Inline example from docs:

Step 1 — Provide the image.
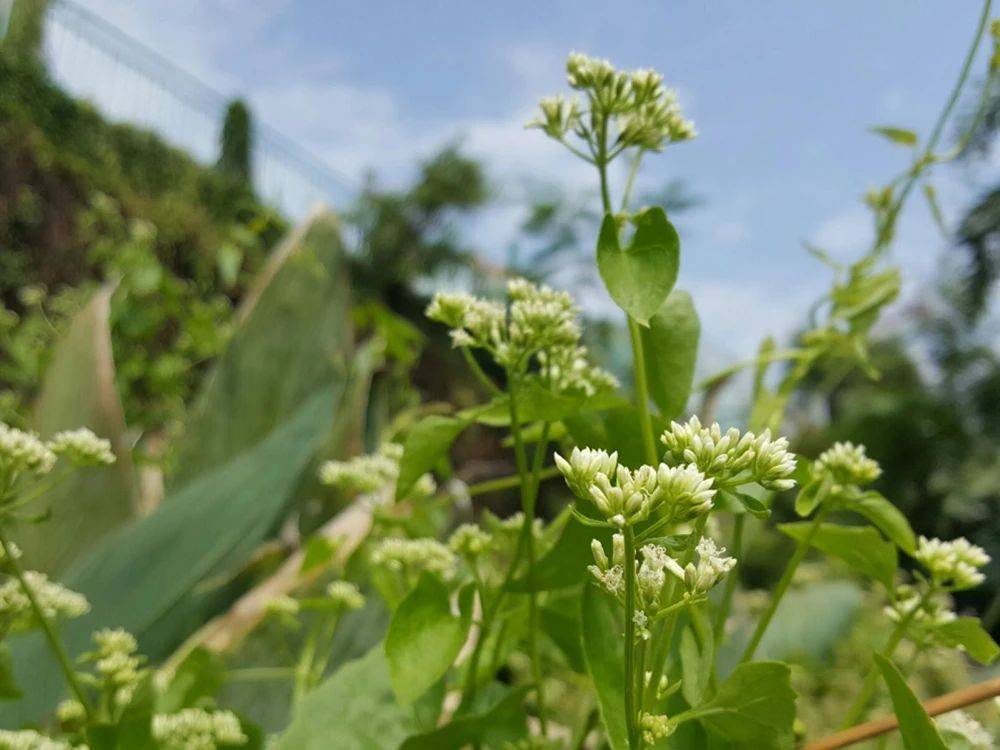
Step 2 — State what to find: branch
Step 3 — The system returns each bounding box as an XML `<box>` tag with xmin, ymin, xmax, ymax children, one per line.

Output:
<box><xmin>803</xmin><ymin>676</ymin><xmax>1000</xmax><ymax>750</ymax></box>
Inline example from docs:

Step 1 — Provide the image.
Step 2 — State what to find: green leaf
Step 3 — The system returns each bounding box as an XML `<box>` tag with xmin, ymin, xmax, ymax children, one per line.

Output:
<box><xmin>4</xmin><ymin>213</ymin><xmax>360</xmax><ymax>726</ymax></box>
<box><xmin>933</xmin><ymin>617</ymin><xmax>1000</xmax><ymax>665</ymax></box>
<box><xmin>509</xmin><ymin>516</ymin><xmax>612</xmax><ymax>592</ymax></box>
<box><xmin>581</xmin><ymin>583</ymin><xmax>628</xmax><ymax>750</ymax></box>
<box><xmin>596</xmin><ymin>208</ymin><xmax>680</xmax><ymax>325</ymax></box>
<box><xmin>640</xmin><ymin>290</ymin><xmax>700</xmax><ymax>418</ymax></box>
<box><xmin>398</xmin><ymin>686</ymin><xmax>529</xmax><ymax>750</ymax></box>
<box><xmin>696</xmin><ymin>661</ymin><xmax>795</xmax><ymax>749</ymax></box>
<box><xmin>385</xmin><ymin>573</ymin><xmax>471</xmax><ymax>704</ymax></box>
<box><xmin>680</xmin><ymin>626</ymin><xmax>711</xmax><ymax>707</ymax></box>
<box><xmin>395</xmin><ymin>415</ymin><xmax>468</xmax><ymax>501</ymax></box>
<box><xmin>157</xmin><ymin>647</ymin><xmax>225</xmax><ymax>713</ymax></box>
<box><xmin>0</xmin><ymin>647</ymin><xmax>20</xmax><ymax>701</ymax></box>
<box><xmin>18</xmin><ymin>285</ymin><xmax>137</xmax><ymax>575</ymax></box>
<box><xmin>273</xmin><ymin>646</ymin><xmax>421</xmax><ymax>749</ymax></box>
<box><xmin>540</xmin><ymin>600</ymin><xmax>586</xmax><ymax>673</ymax></box>
<box><xmin>778</xmin><ymin>522</ymin><xmax>897</xmax><ymax>588</ymax></box>
<box><xmin>870</xmin><ymin>126</ymin><xmax>918</xmax><ymax>147</ymax></box>
<box><xmin>724</xmin><ymin>490</ymin><xmax>771</xmax><ymax>519</ymax></box>
<box><xmin>794</xmin><ymin>475</ymin><xmax>831</xmax><ymax>518</ymax></box>
<box><xmin>875</xmin><ymin>654</ymin><xmax>948</xmax><ymax>750</ymax></box>
<box><xmin>846</xmin><ymin>491</ymin><xmax>916</xmax><ymax>554</ymax></box>
<box><xmin>170</xmin><ymin>211</ymin><xmax>353</xmax><ymax>487</ymax></box>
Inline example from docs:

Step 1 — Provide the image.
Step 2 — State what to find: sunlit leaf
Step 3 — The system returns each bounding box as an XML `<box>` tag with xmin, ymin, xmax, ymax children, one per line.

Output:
<box><xmin>846</xmin><ymin>491</ymin><xmax>916</xmax><ymax>554</ymax></box>
<box><xmin>385</xmin><ymin>574</ymin><xmax>471</xmax><ymax>704</ymax></box>
<box><xmin>933</xmin><ymin>617</ymin><xmax>1000</xmax><ymax>665</ymax></box>
<box><xmin>596</xmin><ymin>208</ymin><xmax>680</xmax><ymax>325</ymax></box>
<box><xmin>875</xmin><ymin>654</ymin><xmax>948</xmax><ymax>750</ymax></box>
<box><xmin>696</xmin><ymin>661</ymin><xmax>795</xmax><ymax>748</ymax></box>
<box><xmin>395</xmin><ymin>415</ymin><xmax>469</xmax><ymax>501</ymax></box>
<box><xmin>779</xmin><ymin>522</ymin><xmax>897</xmax><ymax>588</ymax></box>
<box><xmin>641</xmin><ymin>290</ymin><xmax>700</xmax><ymax>418</ymax></box>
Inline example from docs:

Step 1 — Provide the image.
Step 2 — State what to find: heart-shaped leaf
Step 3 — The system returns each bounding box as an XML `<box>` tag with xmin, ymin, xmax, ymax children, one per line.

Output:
<box><xmin>639</xmin><ymin>289</ymin><xmax>700</xmax><ymax>418</ymax></box>
<box><xmin>596</xmin><ymin>207</ymin><xmax>680</xmax><ymax>325</ymax></box>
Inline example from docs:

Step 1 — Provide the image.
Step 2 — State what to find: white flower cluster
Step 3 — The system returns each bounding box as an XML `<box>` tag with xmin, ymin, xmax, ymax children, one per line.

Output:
<box><xmin>531</xmin><ymin>53</ymin><xmax>696</xmax><ymax>151</ymax></box>
<box><xmin>48</xmin><ymin>428</ymin><xmax>115</xmax><ymax>467</ymax></box>
<box><xmin>88</xmin><ymin>628</ymin><xmax>143</xmax><ymax>700</ymax></box>
<box><xmin>152</xmin><ymin>709</ymin><xmax>247</xmax><ymax>750</ymax></box>
<box><xmin>0</xmin><ymin>571</ymin><xmax>89</xmax><ymax>632</ymax></box>
<box><xmin>55</xmin><ymin>699</ymin><xmax>86</xmax><ymax>729</ymax></box>
<box><xmin>0</xmin><ymin>731</ymin><xmax>77</xmax><ymax>750</ymax></box>
<box><xmin>666</xmin><ymin>537</ymin><xmax>737</xmax><ymax>598</ymax></box>
<box><xmin>556</xmin><ymin>447</ymin><xmax>715</xmax><ymax>527</ymax></box>
<box><xmin>0</xmin><ymin>423</ymin><xmax>55</xmax><ymax>482</ymax></box>
<box><xmin>914</xmin><ymin>536</ymin><xmax>990</xmax><ymax>590</ymax></box>
<box><xmin>935</xmin><ymin>710</ymin><xmax>994</xmax><ymax>750</ymax></box>
<box><xmin>448</xmin><ymin>523</ymin><xmax>493</xmax><ymax>558</ymax></box>
<box><xmin>814</xmin><ymin>441</ymin><xmax>881</xmax><ymax>487</ymax></box>
<box><xmin>319</xmin><ymin>443</ymin><xmax>431</xmax><ymax>498</ymax></box>
<box><xmin>370</xmin><ymin>538</ymin><xmax>456</xmax><ymax>578</ymax></box>
<box><xmin>426</xmin><ymin>279</ymin><xmax>615</xmax><ymax>392</ymax></box>
<box><xmin>660</xmin><ymin>417</ymin><xmax>797</xmax><ymax>492</ymax></box>
<box><xmin>884</xmin><ymin>584</ymin><xmax>956</xmax><ymax>636</ymax></box>
<box><xmin>326</xmin><ymin>581</ymin><xmax>365</xmax><ymax>610</ymax></box>
<box><xmin>588</xmin><ymin>534</ymin><xmax>625</xmax><ymax>598</ymax></box>
<box><xmin>639</xmin><ymin>713</ymin><xmax>675</xmax><ymax>745</ymax></box>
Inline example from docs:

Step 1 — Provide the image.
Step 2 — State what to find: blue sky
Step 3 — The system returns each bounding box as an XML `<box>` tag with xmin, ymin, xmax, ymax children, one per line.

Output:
<box><xmin>58</xmin><ymin>1</ymin><xmax>996</xmax><ymax>361</ymax></box>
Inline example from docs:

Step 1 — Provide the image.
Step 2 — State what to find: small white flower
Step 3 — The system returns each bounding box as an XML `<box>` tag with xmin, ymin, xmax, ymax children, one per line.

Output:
<box><xmin>448</xmin><ymin>523</ymin><xmax>493</xmax><ymax>558</ymax></box>
<box><xmin>0</xmin><ymin>423</ymin><xmax>56</xmax><ymax>481</ymax></box>
<box><xmin>935</xmin><ymin>710</ymin><xmax>994</xmax><ymax>750</ymax></box>
<box><xmin>664</xmin><ymin>537</ymin><xmax>737</xmax><ymax>596</ymax></box>
<box><xmin>656</xmin><ymin>463</ymin><xmax>716</xmax><ymax>519</ymax></box>
<box><xmin>914</xmin><ymin>536</ymin><xmax>990</xmax><ymax>590</ymax></box>
<box><xmin>370</xmin><ymin>538</ymin><xmax>456</xmax><ymax>578</ymax></box>
<box><xmin>640</xmin><ymin>713</ymin><xmax>675</xmax><ymax>745</ymax></box>
<box><xmin>555</xmin><ymin>447</ymin><xmax>618</xmax><ymax>498</ymax></box>
<box><xmin>152</xmin><ymin>709</ymin><xmax>247</xmax><ymax>750</ymax></box>
<box><xmin>326</xmin><ymin>581</ymin><xmax>365</xmax><ymax>610</ymax></box>
<box><xmin>48</xmin><ymin>428</ymin><xmax>115</xmax><ymax>466</ymax></box>
<box><xmin>0</xmin><ymin>730</ymin><xmax>77</xmax><ymax>750</ymax></box>
<box><xmin>815</xmin><ymin>442</ymin><xmax>881</xmax><ymax>486</ymax></box>
<box><xmin>0</xmin><ymin>571</ymin><xmax>89</xmax><ymax>632</ymax></box>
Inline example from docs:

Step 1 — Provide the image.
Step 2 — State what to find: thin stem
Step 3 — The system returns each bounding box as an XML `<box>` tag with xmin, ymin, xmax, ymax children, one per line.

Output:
<box><xmin>740</xmin><ymin>506</ymin><xmax>828</xmax><ymax>663</ymax></box>
<box><xmin>620</xmin><ymin>149</ymin><xmax>645</xmax><ymax>212</ymax></box>
<box><xmin>628</xmin><ymin>318</ymin><xmax>659</xmax><ymax>466</ymax></box>
<box><xmin>714</xmin><ymin>515</ymin><xmax>744</xmax><ymax>644</ymax></box>
<box><xmin>461</xmin><ymin>347</ymin><xmax>504</xmax><ymax>398</ymax></box>
<box><xmin>293</xmin><ymin>619</ymin><xmax>320</xmax><ymax>708</ymax></box>
<box><xmin>623</xmin><ymin>525</ymin><xmax>639</xmax><ymax>748</ymax></box>
<box><xmin>467</xmin><ymin>466</ymin><xmax>560</xmax><ymax>497</ymax></box>
<box><xmin>0</xmin><ymin>527</ymin><xmax>91</xmax><ymax>718</ymax></box>
<box><xmin>838</xmin><ymin>586</ymin><xmax>935</xmax><ymax>729</ymax></box>
<box><xmin>644</xmin><ymin>515</ymin><xmax>707</xmax><ymax>707</ymax></box>
<box><xmin>508</xmin><ymin>380</ymin><xmax>548</xmax><ymax>734</ymax></box>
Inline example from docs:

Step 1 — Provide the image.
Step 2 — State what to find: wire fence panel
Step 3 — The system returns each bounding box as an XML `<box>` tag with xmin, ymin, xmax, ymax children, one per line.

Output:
<box><xmin>39</xmin><ymin>0</ymin><xmax>355</xmax><ymax>218</ymax></box>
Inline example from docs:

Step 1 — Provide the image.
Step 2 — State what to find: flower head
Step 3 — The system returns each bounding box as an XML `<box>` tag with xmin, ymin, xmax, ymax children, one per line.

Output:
<box><xmin>48</xmin><ymin>428</ymin><xmax>115</xmax><ymax>466</ymax></box>
<box><xmin>555</xmin><ymin>447</ymin><xmax>618</xmax><ymax>498</ymax></box>
<box><xmin>664</xmin><ymin>537</ymin><xmax>737</xmax><ymax>597</ymax></box>
<box><xmin>327</xmin><ymin>581</ymin><xmax>365</xmax><ymax>610</ymax></box>
<box><xmin>152</xmin><ymin>709</ymin><xmax>247</xmax><ymax>750</ymax></box>
<box><xmin>0</xmin><ymin>572</ymin><xmax>89</xmax><ymax>632</ymax></box>
<box><xmin>588</xmin><ymin>534</ymin><xmax>625</xmax><ymax>597</ymax></box>
<box><xmin>640</xmin><ymin>713</ymin><xmax>676</xmax><ymax>746</ymax></box>
<box><xmin>448</xmin><ymin>523</ymin><xmax>493</xmax><ymax>558</ymax></box>
<box><xmin>0</xmin><ymin>730</ymin><xmax>77</xmax><ymax>750</ymax></box>
<box><xmin>89</xmin><ymin>628</ymin><xmax>143</xmax><ymax>690</ymax></box>
<box><xmin>0</xmin><ymin>423</ymin><xmax>56</xmax><ymax>483</ymax></box>
<box><xmin>370</xmin><ymin>538</ymin><xmax>456</xmax><ymax>579</ymax></box>
<box><xmin>914</xmin><ymin>536</ymin><xmax>990</xmax><ymax>590</ymax></box>
<box><xmin>935</xmin><ymin>710</ymin><xmax>993</xmax><ymax>750</ymax></box>
<box><xmin>815</xmin><ymin>442</ymin><xmax>881</xmax><ymax>487</ymax></box>
<box><xmin>319</xmin><ymin>443</ymin><xmax>434</xmax><ymax>500</ymax></box>
<box><xmin>655</xmin><ymin>463</ymin><xmax>716</xmax><ymax>520</ymax></box>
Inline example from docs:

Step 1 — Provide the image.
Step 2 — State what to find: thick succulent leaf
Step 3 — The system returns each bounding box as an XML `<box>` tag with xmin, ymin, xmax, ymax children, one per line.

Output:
<box><xmin>640</xmin><ymin>289</ymin><xmax>700</xmax><ymax>418</ymax></box>
<box><xmin>385</xmin><ymin>574</ymin><xmax>471</xmax><ymax>704</ymax></box>
<box><xmin>18</xmin><ymin>285</ymin><xmax>136</xmax><ymax>575</ymax></box>
<box><xmin>272</xmin><ymin>646</ymin><xmax>421</xmax><ymax>750</ymax></box>
<box><xmin>596</xmin><ymin>208</ymin><xmax>680</xmax><ymax>325</ymax></box>
<box><xmin>581</xmin><ymin>583</ymin><xmax>628</xmax><ymax>750</ymax></box>
<box><xmin>697</xmin><ymin>661</ymin><xmax>795</xmax><ymax>749</ymax></box>
<box><xmin>875</xmin><ymin>654</ymin><xmax>948</xmax><ymax>750</ymax></box>
<box><xmin>2</xmin><ymin>212</ymin><xmax>356</xmax><ymax>726</ymax></box>
<box><xmin>170</xmin><ymin>211</ymin><xmax>352</xmax><ymax>487</ymax></box>
<box><xmin>778</xmin><ymin>522</ymin><xmax>897</xmax><ymax>588</ymax></box>
<box><xmin>933</xmin><ymin>617</ymin><xmax>1000</xmax><ymax>665</ymax></box>
<box><xmin>398</xmin><ymin>686</ymin><xmax>529</xmax><ymax>750</ymax></box>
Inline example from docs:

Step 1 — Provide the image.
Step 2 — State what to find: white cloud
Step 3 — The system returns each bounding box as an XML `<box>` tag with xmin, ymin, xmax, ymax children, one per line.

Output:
<box><xmin>810</xmin><ymin>206</ymin><xmax>871</xmax><ymax>260</ymax></box>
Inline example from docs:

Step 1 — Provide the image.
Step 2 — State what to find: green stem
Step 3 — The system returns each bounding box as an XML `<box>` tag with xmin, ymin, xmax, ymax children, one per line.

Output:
<box><xmin>623</xmin><ymin>525</ymin><xmax>639</xmax><ymax>749</ymax></box>
<box><xmin>225</xmin><ymin>666</ymin><xmax>296</xmax><ymax>683</ymax></box>
<box><xmin>620</xmin><ymin>149</ymin><xmax>645</xmax><ymax>212</ymax></box>
<box><xmin>714</xmin><ymin>515</ymin><xmax>744</xmax><ymax>644</ymax></box>
<box><xmin>740</xmin><ymin>506</ymin><xmax>828</xmax><ymax>663</ymax></box>
<box><xmin>461</xmin><ymin>347</ymin><xmax>504</xmax><ymax>398</ymax></box>
<box><xmin>628</xmin><ymin>318</ymin><xmax>659</xmax><ymax>466</ymax></box>
<box><xmin>838</xmin><ymin>586</ymin><xmax>935</xmax><ymax>728</ymax></box>
<box><xmin>467</xmin><ymin>466</ymin><xmax>559</xmax><ymax>497</ymax></box>
<box><xmin>293</xmin><ymin>620</ymin><xmax>320</xmax><ymax>708</ymax></box>
<box><xmin>508</xmin><ymin>381</ymin><xmax>548</xmax><ymax>734</ymax></box>
<box><xmin>0</xmin><ymin>527</ymin><xmax>91</xmax><ymax>718</ymax></box>
<box><xmin>644</xmin><ymin>515</ymin><xmax>707</xmax><ymax>707</ymax></box>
